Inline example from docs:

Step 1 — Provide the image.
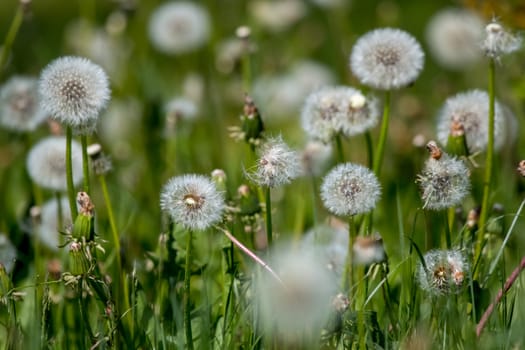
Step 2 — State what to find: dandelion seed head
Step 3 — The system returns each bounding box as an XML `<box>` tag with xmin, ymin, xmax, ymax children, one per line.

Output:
<box><xmin>301</xmin><ymin>86</ymin><xmax>379</xmax><ymax>142</ymax></box>
<box><xmin>149</xmin><ymin>1</ymin><xmax>210</xmax><ymax>55</ymax></box>
<box><xmin>0</xmin><ymin>76</ymin><xmax>47</xmax><ymax>132</ymax></box>
<box><xmin>436</xmin><ymin>90</ymin><xmax>506</xmax><ymax>153</ymax></box>
<box><xmin>255</xmin><ymin>246</ymin><xmax>336</xmax><ymax>339</ymax></box>
<box><xmin>321</xmin><ymin>163</ymin><xmax>381</xmax><ymax>216</ymax></box>
<box><xmin>425</xmin><ymin>8</ymin><xmax>484</xmax><ymax>69</ymax></box>
<box><xmin>248</xmin><ymin>136</ymin><xmax>301</xmax><ymax>187</ymax></box>
<box><xmin>249</xmin><ymin>0</ymin><xmax>306</xmax><ymax>33</ymax></box>
<box><xmin>165</xmin><ymin>97</ymin><xmax>198</xmax><ymax>122</ymax></box>
<box><xmin>39</xmin><ymin>56</ymin><xmax>110</xmax><ymax>132</ymax></box>
<box><xmin>26</xmin><ymin>136</ymin><xmax>83</xmax><ymax>192</ymax></box>
<box><xmin>417</xmin><ymin>249</ymin><xmax>469</xmax><ymax>295</ymax></box>
<box><xmin>0</xmin><ymin>233</ymin><xmax>16</xmax><ymax>274</ymax></box>
<box><xmin>302</xmin><ymin>222</ymin><xmax>348</xmax><ymax>277</ymax></box>
<box><xmin>37</xmin><ymin>197</ymin><xmax>72</xmax><ymax>251</ymax></box>
<box><xmin>350</xmin><ymin>28</ymin><xmax>424</xmax><ymax>90</ymax></box>
<box><xmin>353</xmin><ymin>234</ymin><xmax>386</xmax><ymax>265</ymax></box>
<box><xmin>160</xmin><ymin>174</ymin><xmax>225</xmax><ymax>231</ymax></box>
<box><xmin>300</xmin><ymin>140</ymin><xmax>332</xmax><ymax>176</ymax></box>
<box><xmin>417</xmin><ymin>152</ymin><xmax>470</xmax><ymax>210</ymax></box>
<box><xmin>482</xmin><ymin>20</ymin><xmax>521</xmax><ymax>58</ymax></box>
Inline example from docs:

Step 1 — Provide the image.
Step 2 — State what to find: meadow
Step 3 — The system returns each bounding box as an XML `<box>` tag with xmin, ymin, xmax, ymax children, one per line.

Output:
<box><xmin>1</xmin><ymin>0</ymin><xmax>525</xmax><ymax>349</ymax></box>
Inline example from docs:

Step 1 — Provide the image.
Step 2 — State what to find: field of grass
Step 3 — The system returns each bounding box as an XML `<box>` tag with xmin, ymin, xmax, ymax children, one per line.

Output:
<box><xmin>1</xmin><ymin>0</ymin><xmax>525</xmax><ymax>349</ymax></box>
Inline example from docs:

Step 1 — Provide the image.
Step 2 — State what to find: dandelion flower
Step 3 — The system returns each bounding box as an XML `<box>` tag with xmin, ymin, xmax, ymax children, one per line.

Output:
<box><xmin>482</xmin><ymin>20</ymin><xmax>521</xmax><ymax>59</ymax></box>
<box><xmin>350</xmin><ymin>28</ymin><xmax>424</xmax><ymax>90</ymax></box>
<box><xmin>160</xmin><ymin>174</ymin><xmax>225</xmax><ymax>231</ymax></box>
<box><xmin>255</xmin><ymin>247</ymin><xmax>336</xmax><ymax>339</ymax></box>
<box><xmin>0</xmin><ymin>76</ymin><xmax>47</xmax><ymax>132</ymax></box>
<box><xmin>436</xmin><ymin>90</ymin><xmax>505</xmax><ymax>153</ymax></box>
<box><xmin>248</xmin><ymin>136</ymin><xmax>301</xmax><ymax>187</ymax></box>
<box><xmin>39</xmin><ymin>56</ymin><xmax>110</xmax><ymax>132</ymax></box>
<box><xmin>301</xmin><ymin>86</ymin><xmax>379</xmax><ymax>142</ymax></box>
<box><xmin>26</xmin><ymin>136</ymin><xmax>83</xmax><ymax>192</ymax></box>
<box><xmin>0</xmin><ymin>233</ymin><xmax>17</xmax><ymax>274</ymax></box>
<box><xmin>148</xmin><ymin>1</ymin><xmax>210</xmax><ymax>55</ymax></box>
<box><xmin>321</xmin><ymin>162</ymin><xmax>381</xmax><ymax>216</ymax></box>
<box><xmin>37</xmin><ymin>197</ymin><xmax>72</xmax><ymax>251</ymax></box>
<box><xmin>417</xmin><ymin>142</ymin><xmax>470</xmax><ymax>210</ymax></box>
<box><xmin>417</xmin><ymin>249</ymin><xmax>469</xmax><ymax>295</ymax></box>
<box><xmin>425</xmin><ymin>8</ymin><xmax>484</xmax><ymax>69</ymax></box>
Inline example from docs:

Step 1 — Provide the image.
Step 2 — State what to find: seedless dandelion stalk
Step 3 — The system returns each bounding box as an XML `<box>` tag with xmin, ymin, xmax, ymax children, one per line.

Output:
<box><xmin>66</xmin><ymin>127</ymin><xmax>78</xmax><ymax>219</ymax></box>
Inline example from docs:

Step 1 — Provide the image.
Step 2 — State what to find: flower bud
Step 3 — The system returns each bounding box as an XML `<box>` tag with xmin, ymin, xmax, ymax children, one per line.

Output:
<box><xmin>68</xmin><ymin>242</ymin><xmax>90</xmax><ymax>275</ymax></box>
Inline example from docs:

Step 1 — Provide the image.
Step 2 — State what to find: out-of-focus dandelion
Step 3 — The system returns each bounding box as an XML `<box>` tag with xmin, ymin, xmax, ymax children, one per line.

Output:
<box><xmin>321</xmin><ymin>162</ymin><xmax>381</xmax><ymax>217</ymax></box>
<box><xmin>436</xmin><ymin>90</ymin><xmax>505</xmax><ymax>154</ymax></box>
<box><xmin>417</xmin><ymin>249</ymin><xmax>469</xmax><ymax>296</ymax></box>
<box><xmin>255</xmin><ymin>246</ymin><xmax>336</xmax><ymax>341</ymax></box>
<box><xmin>0</xmin><ymin>76</ymin><xmax>47</xmax><ymax>132</ymax></box>
<box><xmin>353</xmin><ymin>234</ymin><xmax>386</xmax><ymax>265</ymax></box>
<box><xmin>0</xmin><ymin>234</ymin><xmax>17</xmax><ymax>274</ymax></box>
<box><xmin>249</xmin><ymin>0</ymin><xmax>306</xmax><ymax>33</ymax></box>
<box><xmin>302</xmin><ymin>222</ymin><xmax>348</xmax><ymax>277</ymax></box>
<box><xmin>36</xmin><ymin>197</ymin><xmax>72</xmax><ymax>251</ymax></box>
<box><xmin>39</xmin><ymin>56</ymin><xmax>110</xmax><ymax>133</ymax></box>
<box><xmin>26</xmin><ymin>136</ymin><xmax>83</xmax><ymax>192</ymax></box>
<box><xmin>425</xmin><ymin>8</ymin><xmax>484</xmax><ymax>70</ymax></box>
<box><xmin>148</xmin><ymin>1</ymin><xmax>210</xmax><ymax>55</ymax></box>
<box><xmin>350</xmin><ymin>28</ymin><xmax>424</xmax><ymax>90</ymax></box>
<box><xmin>300</xmin><ymin>140</ymin><xmax>332</xmax><ymax>177</ymax></box>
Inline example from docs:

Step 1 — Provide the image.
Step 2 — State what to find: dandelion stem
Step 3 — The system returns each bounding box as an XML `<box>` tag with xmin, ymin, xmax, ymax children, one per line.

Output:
<box><xmin>241</xmin><ymin>42</ymin><xmax>252</xmax><ymax>94</ymax></box>
<box><xmin>0</xmin><ymin>3</ymin><xmax>24</xmax><ymax>75</ymax></box>
<box><xmin>334</xmin><ymin>133</ymin><xmax>345</xmax><ymax>163</ymax></box>
<box><xmin>66</xmin><ymin>126</ymin><xmax>78</xmax><ymax>220</ymax></box>
<box><xmin>184</xmin><ymin>230</ymin><xmax>194</xmax><ymax>350</ymax></box>
<box><xmin>373</xmin><ymin>90</ymin><xmax>391</xmax><ymax>176</ymax></box>
<box><xmin>476</xmin><ymin>254</ymin><xmax>525</xmax><ymax>337</ymax></box>
<box><xmin>265</xmin><ymin>187</ymin><xmax>273</xmax><ymax>249</ymax></box>
<box><xmin>365</xmin><ymin>131</ymin><xmax>374</xmax><ymax>169</ymax></box>
<box><xmin>475</xmin><ymin>58</ymin><xmax>496</xmax><ymax>277</ymax></box>
<box><xmin>80</xmin><ymin>135</ymin><xmax>90</xmax><ymax>194</ymax></box>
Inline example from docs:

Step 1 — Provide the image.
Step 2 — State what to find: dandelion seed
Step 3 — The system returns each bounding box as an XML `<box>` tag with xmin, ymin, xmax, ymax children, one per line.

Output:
<box><xmin>425</xmin><ymin>8</ymin><xmax>484</xmax><ymax>69</ymax></box>
<box><xmin>417</xmin><ymin>142</ymin><xmax>470</xmax><ymax>210</ymax></box>
<box><xmin>248</xmin><ymin>136</ymin><xmax>301</xmax><ymax>187</ymax></box>
<box><xmin>255</xmin><ymin>246</ymin><xmax>336</xmax><ymax>339</ymax></box>
<box><xmin>301</xmin><ymin>86</ymin><xmax>379</xmax><ymax>142</ymax></box>
<box><xmin>350</xmin><ymin>28</ymin><xmax>424</xmax><ymax>90</ymax></box>
<box><xmin>482</xmin><ymin>20</ymin><xmax>521</xmax><ymax>59</ymax></box>
<box><xmin>436</xmin><ymin>90</ymin><xmax>505</xmax><ymax>154</ymax></box>
<box><xmin>148</xmin><ymin>1</ymin><xmax>210</xmax><ymax>55</ymax></box>
<box><xmin>160</xmin><ymin>174</ymin><xmax>225</xmax><ymax>231</ymax></box>
<box><xmin>0</xmin><ymin>76</ymin><xmax>47</xmax><ymax>132</ymax></box>
<box><xmin>417</xmin><ymin>249</ymin><xmax>469</xmax><ymax>295</ymax></box>
<box><xmin>37</xmin><ymin>197</ymin><xmax>73</xmax><ymax>251</ymax></box>
<box><xmin>39</xmin><ymin>56</ymin><xmax>110</xmax><ymax>132</ymax></box>
<box><xmin>0</xmin><ymin>233</ymin><xmax>17</xmax><ymax>274</ymax></box>
<box><xmin>321</xmin><ymin>162</ymin><xmax>381</xmax><ymax>217</ymax></box>
<box><xmin>26</xmin><ymin>136</ymin><xmax>83</xmax><ymax>192</ymax></box>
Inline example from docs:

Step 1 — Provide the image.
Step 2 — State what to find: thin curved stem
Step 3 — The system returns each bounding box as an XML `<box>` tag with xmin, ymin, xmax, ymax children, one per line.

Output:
<box><xmin>373</xmin><ymin>90</ymin><xmax>391</xmax><ymax>176</ymax></box>
<box><xmin>0</xmin><ymin>3</ymin><xmax>24</xmax><ymax>75</ymax></box>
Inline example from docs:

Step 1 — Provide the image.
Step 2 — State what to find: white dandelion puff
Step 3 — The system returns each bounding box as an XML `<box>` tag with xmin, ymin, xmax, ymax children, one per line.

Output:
<box><xmin>0</xmin><ymin>233</ymin><xmax>17</xmax><ymax>274</ymax></box>
<box><xmin>26</xmin><ymin>136</ymin><xmax>83</xmax><ymax>192</ymax></box>
<box><xmin>0</xmin><ymin>76</ymin><xmax>47</xmax><ymax>132</ymax></box>
<box><xmin>160</xmin><ymin>174</ymin><xmax>225</xmax><ymax>231</ymax></box>
<box><xmin>39</xmin><ymin>56</ymin><xmax>110</xmax><ymax>132</ymax></box>
<box><xmin>417</xmin><ymin>249</ymin><xmax>469</xmax><ymax>296</ymax></box>
<box><xmin>482</xmin><ymin>20</ymin><xmax>522</xmax><ymax>59</ymax></box>
<box><xmin>350</xmin><ymin>28</ymin><xmax>425</xmax><ymax>90</ymax></box>
<box><xmin>321</xmin><ymin>162</ymin><xmax>381</xmax><ymax>217</ymax></box>
<box><xmin>148</xmin><ymin>1</ymin><xmax>210</xmax><ymax>55</ymax></box>
<box><xmin>37</xmin><ymin>197</ymin><xmax>72</xmax><ymax>251</ymax></box>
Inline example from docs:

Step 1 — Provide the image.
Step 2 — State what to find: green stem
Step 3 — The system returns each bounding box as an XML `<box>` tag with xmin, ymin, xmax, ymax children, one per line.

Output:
<box><xmin>365</xmin><ymin>131</ymin><xmax>374</xmax><ymax>169</ymax></box>
<box><xmin>341</xmin><ymin>216</ymin><xmax>355</xmax><ymax>293</ymax></box>
<box><xmin>80</xmin><ymin>135</ymin><xmax>90</xmax><ymax>194</ymax></box>
<box><xmin>475</xmin><ymin>59</ymin><xmax>496</xmax><ymax>277</ymax></box>
<box><xmin>0</xmin><ymin>3</ymin><xmax>24</xmax><ymax>75</ymax></box>
<box><xmin>66</xmin><ymin>127</ymin><xmax>78</xmax><ymax>220</ymax></box>
<box><xmin>443</xmin><ymin>211</ymin><xmax>452</xmax><ymax>249</ymax></box>
<box><xmin>265</xmin><ymin>187</ymin><xmax>273</xmax><ymax>248</ymax></box>
<box><xmin>373</xmin><ymin>90</ymin><xmax>391</xmax><ymax>176</ymax></box>
<box><xmin>334</xmin><ymin>133</ymin><xmax>345</xmax><ymax>163</ymax></box>
<box><xmin>184</xmin><ymin>230</ymin><xmax>194</xmax><ymax>350</ymax></box>
<box><xmin>241</xmin><ymin>42</ymin><xmax>252</xmax><ymax>94</ymax></box>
